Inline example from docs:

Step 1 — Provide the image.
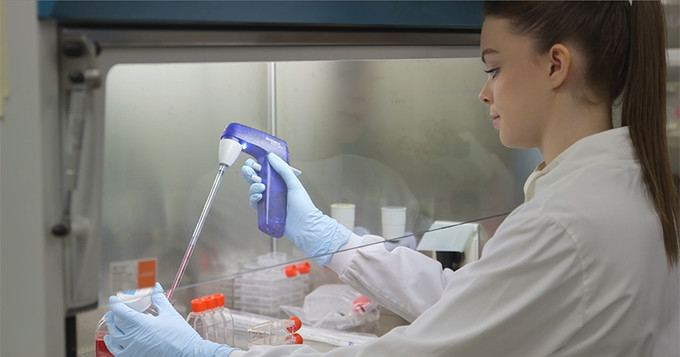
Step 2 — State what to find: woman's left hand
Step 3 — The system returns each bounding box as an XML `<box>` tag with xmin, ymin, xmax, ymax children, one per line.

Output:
<box><xmin>104</xmin><ymin>282</ymin><xmax>238</xmax><ymax>357</ymax></box>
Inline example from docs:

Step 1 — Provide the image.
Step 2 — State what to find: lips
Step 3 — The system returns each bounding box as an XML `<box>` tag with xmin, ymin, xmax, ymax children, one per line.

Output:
<box><xmin>491</xmin><ymin>115</ymin><xmax>500</xmax><ymax>127</ymax></box>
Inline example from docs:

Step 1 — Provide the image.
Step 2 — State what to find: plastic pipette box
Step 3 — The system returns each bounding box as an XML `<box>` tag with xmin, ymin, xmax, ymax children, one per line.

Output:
<box><xmin>233</xmin><ymin>252</ymin><xmax>309</xmax><ymax>318</ymax></box>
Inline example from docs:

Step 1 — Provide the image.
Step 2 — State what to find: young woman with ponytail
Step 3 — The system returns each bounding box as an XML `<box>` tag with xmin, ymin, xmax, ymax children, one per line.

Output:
<box><xmin>105</xmin><ymin>2</ymin><xmax>678</xmax><ymax>356</ymax></box>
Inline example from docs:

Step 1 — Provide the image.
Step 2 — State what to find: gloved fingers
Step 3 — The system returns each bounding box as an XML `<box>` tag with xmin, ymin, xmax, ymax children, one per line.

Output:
<box><xmin>103</xmin><ymin>334</ymin><xmax>126</xmax><ymax>356</ymax></box>
<box><xmin>267</xmin><ymin>153</ymin><xmax>303</xmax><ymax>189</ymax></box>
<box><xmin>108</xmin><ymin>295</ymin><xmax>147</xmax><ymax>331</ymax></box>
<box><xmin>245</xmin><ymin>158</ymin><xmax>262</xmax><ymax>171</ymax></box>
<box><xmin>250</xmin><ymin>193</ymin><xmax>262</xmax><ymax>211</ymax></box>
<box><xmin>249</xmin><ymin>183</ymin><xmax>265</xmax><ymax>196</ymax></box>
<box><xmin>249</xmin><ymin>183</ymin><xmax>265</xmax><ymax>211</ymax></box>
<box><xmin>241</xmin><ymin>165</ymin><xmax>262</xmax><ymax>185</ymax></box>
<box><xmin>104</xmin><ymin>311</ymin><xmax>133</xmax><ymax>355</ymax></box>
<box><xmin>150</xmin><ymin>282</ymin><xmax>174</xmax><ymax>316</ymax></box>
<box><xmin>104</xmin><ymin>311</ymin><xmax>126</xmax><ymax>338</ymax></box>
<box><xmin>108</xmin><ymin>295</ymin><xmax>134</xmax><ymax>320</ymax></box>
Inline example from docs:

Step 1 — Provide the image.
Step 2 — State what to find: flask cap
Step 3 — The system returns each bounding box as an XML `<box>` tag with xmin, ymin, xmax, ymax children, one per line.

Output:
<box><xmin>202</xmin><ymin>295</ymin><xmax>217</xmax><ymax>309</ymax></box>
<box><xmin>212</xmin><ymin>293</ymin><xmax>225</xmax><ymax>307</ymax></box>
<box><xmin>296</xmin><ymin>262</ymin><xmax>311</xmax><ymax>275</ymax></box>
<box><xmin>284</xmin><ymin>264</ymin><xmax>298</xmax><ymax>278</ymax></box>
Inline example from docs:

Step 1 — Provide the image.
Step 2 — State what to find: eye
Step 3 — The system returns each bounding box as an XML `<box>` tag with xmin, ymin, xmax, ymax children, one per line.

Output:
<box><xmin>484</xmin><ymin>67</ymin><xmax>499</xmax><ymax>78</ymax></box>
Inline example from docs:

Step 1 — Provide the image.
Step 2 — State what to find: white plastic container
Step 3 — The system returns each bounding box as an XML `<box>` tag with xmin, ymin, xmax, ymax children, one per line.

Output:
<box><xmin>331</xmin><ymin>203</ymin><xmax>356</xmax><ymax>231</ymax></box>
<box><xmin>95</xmin><ymin>288</ymin><xmax>157</xmax><ymax>357</ymax></box>
<box><xmin>381</xmin><ymin>206</ymin><xmax>406</xmax><ymax>239</ymax></box>
<box><xmin>233</xmin><ymin>253</ymin><xmax>310</xmax><ymax>317</ymax></box>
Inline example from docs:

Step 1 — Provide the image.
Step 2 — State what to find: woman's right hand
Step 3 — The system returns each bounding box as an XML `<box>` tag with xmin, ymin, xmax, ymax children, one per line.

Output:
<box><xmin>241</xmin><ymin>153</ymin><xmax>350</xmax><ymax>266</ymax></box>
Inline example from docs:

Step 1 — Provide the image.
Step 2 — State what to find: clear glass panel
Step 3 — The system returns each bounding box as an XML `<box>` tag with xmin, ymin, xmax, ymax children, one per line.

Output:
<box><xmin>166</xmin><ymin>214</ymin><xmax>509</xmax><ymax>350</ymax></box>
<box><xmin>101</xmin><ymin>59</ymin><xmax>540</xmax><ymax>311</ymax></box>
<box><xmin>276</xmin><ymin>59</ymin><xmax>532</xmax><ymax>238</ymax></box>
<box><xmin>102</xmin><ymin>62</ymin><xmax>300</xmax><ymax>301</ymax></box>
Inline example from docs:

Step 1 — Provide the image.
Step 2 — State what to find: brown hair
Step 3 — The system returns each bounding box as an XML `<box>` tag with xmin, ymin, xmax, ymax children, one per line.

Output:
<box><xmin>484</xmin><ymin>1</ymin><xmax>679</xmax><ymax>265</ymax></box>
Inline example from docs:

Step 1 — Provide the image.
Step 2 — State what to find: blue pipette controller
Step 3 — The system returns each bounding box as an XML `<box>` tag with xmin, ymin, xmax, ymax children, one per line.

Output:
<box><xmin>219</xmin><ymin>123</ymin><xmax>289</xmax><ymax>238</ymax></box>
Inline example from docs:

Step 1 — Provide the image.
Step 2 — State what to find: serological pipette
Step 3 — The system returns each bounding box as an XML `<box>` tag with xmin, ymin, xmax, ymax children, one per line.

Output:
<box><xmin>166</xmin><ymin>164</ymin><xmax>226</xmax><ymax>303</ymax></box>
<box><xmin>166</xmin><ymin>123</ymin><xmax>295</xmax><ymax>302</ymax></box>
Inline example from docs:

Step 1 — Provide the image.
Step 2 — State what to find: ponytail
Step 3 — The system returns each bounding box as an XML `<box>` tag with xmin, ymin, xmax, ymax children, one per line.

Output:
<box><xmin>622</xmin><ymin>1</ymin><xmax>679</xmax><ymax>266</ymax></box>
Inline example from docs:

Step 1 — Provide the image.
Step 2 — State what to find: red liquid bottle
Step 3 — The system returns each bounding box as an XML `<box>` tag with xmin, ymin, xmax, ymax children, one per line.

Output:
<box><xmin>94</xmin><ymin>333</ymin><xmax>114</xmax><ymax>357</ymax></box>
<box><xmin>95</xmin><ymin>288</ymin><xmax>157</xmax><ymax>357</ymax></box>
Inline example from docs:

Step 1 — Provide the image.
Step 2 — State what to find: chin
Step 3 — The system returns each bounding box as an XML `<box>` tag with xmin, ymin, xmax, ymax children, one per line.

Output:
<box><xmin>498</xmin><ymin>133</ymin><xmax>525</xmax><ymax>150</ymax></box>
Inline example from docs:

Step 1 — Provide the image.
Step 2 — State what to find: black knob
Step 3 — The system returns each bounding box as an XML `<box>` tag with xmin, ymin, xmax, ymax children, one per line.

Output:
<box><xmin>62</xmin><ymin>40</ymin><xmax>85</xmax><ymax>58</ymax></box>
<box><xmin>51</xmin><ymin>223</ymin><xmax>70</xmax><ymax>237</ymax></box>
<box><xmin>68</xmin><ymin>70</ymin><xmax>85</xmax><ymax>84</ymax></box>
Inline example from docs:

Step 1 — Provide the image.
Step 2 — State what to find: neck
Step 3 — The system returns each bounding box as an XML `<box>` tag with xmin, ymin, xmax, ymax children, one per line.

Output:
<box><xmin>539</xmin><ymin>98</ymin><xmax>612</xmax><ymax>165</ymax></box>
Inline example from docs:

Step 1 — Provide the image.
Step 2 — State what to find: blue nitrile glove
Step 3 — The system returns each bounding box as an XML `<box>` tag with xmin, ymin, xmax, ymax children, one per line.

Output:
<box><xmin>242</xmin><ymin>153</ymin><xmax>351</xmax><ymax>266</ymax></box>
<box><xmin>104</xmin><ymin>282</ymin><xmax>238</xmax><ymax>357</ymax></box>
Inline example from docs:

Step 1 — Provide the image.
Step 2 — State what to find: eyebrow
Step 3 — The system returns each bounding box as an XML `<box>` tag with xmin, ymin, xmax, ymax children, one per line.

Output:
<box><xmin>481</xmin><ymin>48</ymin><xmax>499</xmax><ymax>64</ymax></box>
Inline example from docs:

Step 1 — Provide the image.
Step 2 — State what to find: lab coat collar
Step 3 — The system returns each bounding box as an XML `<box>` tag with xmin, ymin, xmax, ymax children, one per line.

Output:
<box><xmin>523</xmin><ymin>127</ymin><xmax>634</xmax><ymax>202</ymax></box>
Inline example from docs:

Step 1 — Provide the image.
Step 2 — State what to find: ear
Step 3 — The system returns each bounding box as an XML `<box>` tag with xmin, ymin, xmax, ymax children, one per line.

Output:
<box><xmin>547</xmin><ymin>44</ymin><xmax>571</xmax><ymax>89</ymax></box>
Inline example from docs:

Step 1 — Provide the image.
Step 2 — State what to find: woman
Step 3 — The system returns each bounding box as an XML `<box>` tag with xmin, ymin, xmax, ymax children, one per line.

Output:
<box><xmin>104</xmin><ymin>2</ymin><xmax>679</xmax><ymax>356</ymax></box>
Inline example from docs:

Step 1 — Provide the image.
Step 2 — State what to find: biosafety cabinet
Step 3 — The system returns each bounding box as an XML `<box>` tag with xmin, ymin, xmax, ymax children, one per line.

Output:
<box><xmin>1</xmin><ymin>1</ymin><xmax>677</xmax><ymax>357</ymax></box>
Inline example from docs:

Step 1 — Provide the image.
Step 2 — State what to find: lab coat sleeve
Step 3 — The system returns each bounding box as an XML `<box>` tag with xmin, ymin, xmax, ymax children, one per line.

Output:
<box><xmin>230</xmin><ymin>211</ymin><xmax>585</xmax><ymax>357</ymax></box>
<box><xmin>326</xmin><ymin>233</ymin><xmax>456</xmax><ymax>322</ymax></box>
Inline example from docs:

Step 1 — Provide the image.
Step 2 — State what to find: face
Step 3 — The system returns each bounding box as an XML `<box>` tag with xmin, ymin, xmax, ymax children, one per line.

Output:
<box><xmin>478</xmin><ymin>17</ymin><xmax>553</xmax><ymax>149</ymax></box>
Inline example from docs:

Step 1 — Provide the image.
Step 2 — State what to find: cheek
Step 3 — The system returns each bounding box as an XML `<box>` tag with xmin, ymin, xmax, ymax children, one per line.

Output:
<box><xmin>497</xmin><ymin>71</ymin><xmax>546</xmax><ymax>118</ymax></box>
<box><xmin>491</xmin><ymin>78</ymin><xmax>516</xmax><ymax>118</ymax></box>
<box><xmin>494</xmin><ymin>77</ymin><xmax>544</xmax><ymax>148</ymax></box>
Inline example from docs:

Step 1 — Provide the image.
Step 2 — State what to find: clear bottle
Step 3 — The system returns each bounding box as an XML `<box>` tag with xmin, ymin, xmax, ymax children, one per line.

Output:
<box><xmin>95</xmin><ymin>288</ymin><xmax>157</xmax><ymax>357</ymax></box>
<box><xmin>201</xmin><ymin>295</ymin><xmax>217</xmax><ymax>342</ymax></box>
<box><xmin>186</xmin><ymin>297</ymin><xmax>209</xmax><ymax>339</ymax></box>
<box><xmin>248</xmin><ymin>316</ymin><xmax>303</xmax><ymax>347</ymax></box>
<box><xmin>211</xmin><ymin>293</ymin><xmax>235</xmax><ymax>345</ymax></box>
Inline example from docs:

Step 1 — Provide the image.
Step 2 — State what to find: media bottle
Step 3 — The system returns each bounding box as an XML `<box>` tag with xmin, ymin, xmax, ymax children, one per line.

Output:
<box><xmin>95</xmin><ymin>288</ymin><xmax>157</xmax><ymax>357</ymax></box>
<box><xmin>186</xmin><ymin>297</ymin><xmax>210</xmax><ymax>338</ymax></box>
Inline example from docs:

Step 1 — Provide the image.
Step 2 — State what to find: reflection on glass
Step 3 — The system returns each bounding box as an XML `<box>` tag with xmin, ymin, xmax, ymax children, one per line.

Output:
<box><xmin>278</xmin><ymin>59</ymin><xmax>528</xmax><ymax>240</ymax></box>
<box><xmin>103</xmin><ymin>62</ymin><xmax>284</xmax><ymax>302</ymax></box>
<box><xmin>174</xmin><ymin>211</ymin><xmax>512</xmax><ymax>291</ymax></box>
<box><xmin>102</xmin><ymin>59</ymin><xmax>539</xmax><ymax>308</ymax></box>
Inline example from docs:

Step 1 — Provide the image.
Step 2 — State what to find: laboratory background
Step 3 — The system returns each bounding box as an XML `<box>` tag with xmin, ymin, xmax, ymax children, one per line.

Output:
<box><xmin>0</xmin><ymin>1</ymin><xmax>678</xmax><ymax>357</ymax></box>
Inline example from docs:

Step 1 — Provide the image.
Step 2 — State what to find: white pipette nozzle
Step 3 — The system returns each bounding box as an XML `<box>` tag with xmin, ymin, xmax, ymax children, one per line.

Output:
<box><xmin>219</xmin><ymin>138</ymin><xmax>242</xmax><ymax>167</ymax></box>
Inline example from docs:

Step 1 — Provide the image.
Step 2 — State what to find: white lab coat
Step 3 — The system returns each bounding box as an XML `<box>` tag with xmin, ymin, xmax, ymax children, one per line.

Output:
<box><xmin>230</xmin><ymin>127</ymin><xmax>680</xmax><ymax>356</ymax></box>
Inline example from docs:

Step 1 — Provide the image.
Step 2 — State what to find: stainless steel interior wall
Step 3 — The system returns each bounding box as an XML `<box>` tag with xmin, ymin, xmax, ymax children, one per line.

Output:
<box><xmin>101</xmin><ymin>59</ymin><xmax>538</xmax><ymax>301</ymax></box>
<box><xmin>277</xmin><ymin>59</ymin><xmax>531</xmax><ymax>239</ymax></box>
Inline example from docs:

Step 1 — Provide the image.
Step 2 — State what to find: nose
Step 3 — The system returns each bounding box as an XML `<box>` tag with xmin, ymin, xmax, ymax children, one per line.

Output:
<box><xmin>478</xmin><ymin>80</ymin><xmax>492</xmax><ymax>104</ymax></box>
